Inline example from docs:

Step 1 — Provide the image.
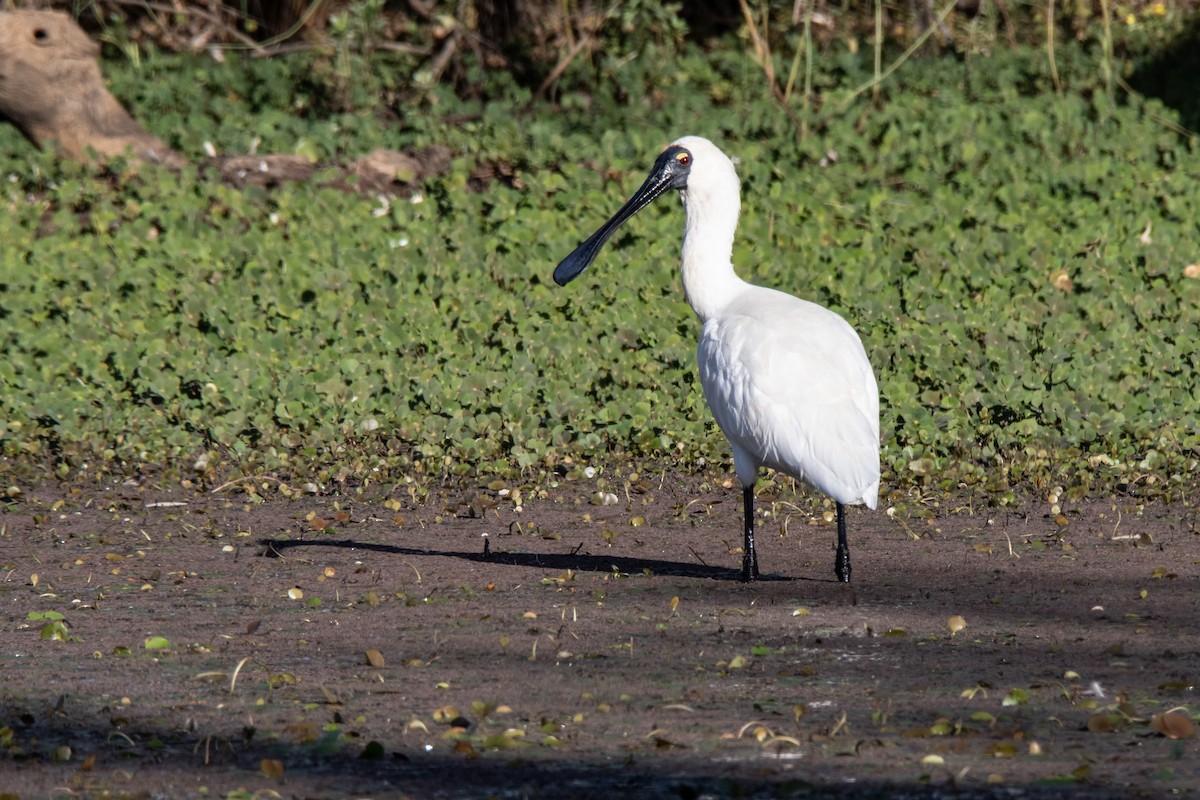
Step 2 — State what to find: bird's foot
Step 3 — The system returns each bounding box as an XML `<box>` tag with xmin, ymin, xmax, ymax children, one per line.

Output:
<box><xmin>834</xmin><ymin>545</ymin><xmax>851</xmax><ymax>583</ymax></box>
<box><xmin>741</xmin><ymin>553</ymin><xmax>759</xmax><ymax>582</ymax></box>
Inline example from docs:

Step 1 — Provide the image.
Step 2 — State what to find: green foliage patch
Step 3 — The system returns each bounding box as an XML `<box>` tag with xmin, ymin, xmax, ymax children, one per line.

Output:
<box><xmin>1</xmin><ymin>40</ymin><xmax>1198</xmax><ymax>499</ymax></box>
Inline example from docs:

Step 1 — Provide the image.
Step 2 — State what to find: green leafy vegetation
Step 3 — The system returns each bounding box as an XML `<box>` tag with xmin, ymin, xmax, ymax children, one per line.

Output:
<box><xmin>1</xmin><ymin>30</ymin><xmax>1197</xmax><ymax>498</ymax></box>
<box><xmin>28</xmin><ymin>610</ymin><xmax>73</xmax><ymax>642</ymax></box>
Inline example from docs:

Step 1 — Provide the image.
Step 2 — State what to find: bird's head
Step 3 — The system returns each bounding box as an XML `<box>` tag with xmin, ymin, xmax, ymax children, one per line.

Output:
<box><xmin>553</xmin><ymin>136</ymin><xmax>737</xmax><ymax>286</ymax></box>
<box><xmin>667</xmin><ymin>136</ymin><xmax>740</xmax><ymax>212</ymax></box>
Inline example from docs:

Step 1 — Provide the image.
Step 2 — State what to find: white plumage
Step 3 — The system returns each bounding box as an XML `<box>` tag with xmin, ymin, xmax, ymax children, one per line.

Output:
<box><xmin>555</xmin><ymin>135</ymin><xmax>880</xmax><ymax>581</ymax></box>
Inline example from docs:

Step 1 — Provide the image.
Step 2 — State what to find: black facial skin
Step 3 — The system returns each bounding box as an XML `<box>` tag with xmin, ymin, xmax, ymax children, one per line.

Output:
<box><xmin>553</xmin><ymin>145</ymin><xmax>693</xmax><ymax>286</ymax></box>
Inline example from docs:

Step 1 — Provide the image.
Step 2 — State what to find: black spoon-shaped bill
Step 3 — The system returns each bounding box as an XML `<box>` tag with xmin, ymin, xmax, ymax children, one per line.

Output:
<box><xmin>553</xmin><ymin>145</ymin><xmax>693</xmax><ymax>286</ymax></box>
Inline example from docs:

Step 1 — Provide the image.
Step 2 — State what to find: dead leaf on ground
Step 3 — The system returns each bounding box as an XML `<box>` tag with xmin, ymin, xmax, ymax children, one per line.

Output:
<box><xmin>1086</xmin><ymin>713</ymin><xmax>1123</xmax><ymax>733</ymax></box>
<box><xmin>1151</xmin><ymin>711</ymin><xmax>1197</xmax><ymax>739</ymax></box>
<box><xmin>453</xmin><ymin>739</ymin><xmax>479</xmax><ymax>759</ymax></box>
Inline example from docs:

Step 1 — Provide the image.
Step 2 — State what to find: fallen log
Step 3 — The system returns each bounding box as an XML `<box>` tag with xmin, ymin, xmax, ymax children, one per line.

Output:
<box><xmin>0</xmin><ymin>9</ymin><xmax>450</xmax><ymax>194</ymax></box>
<box><xmin>0</xmin><ymin>9</ymin><xmax>184</xmax><ymax>166</ymax></box>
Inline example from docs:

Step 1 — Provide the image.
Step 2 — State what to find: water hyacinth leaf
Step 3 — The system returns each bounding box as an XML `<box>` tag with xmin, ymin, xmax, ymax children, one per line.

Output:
<box><xmin>433</xmin><ymin>706</ymin><xmax>460</xmax><ymax>724</ymax></box>
<box><xmin>482</xmin><ymin>729</ymin><xmax>527</xmax><ymax>750</ymax></box>
<box><xmin>988</xmin><ymin>742</ymin><xmax>1019</xmax><ymax>757</ymax></box>
<box><xmin>470</xmin><ymin>700</ymin><xmax>498</xmax><ymax>720</ymax></box>
<box><xmin>144</xmin><ymin>636</ymin><xmax>172</xmax><ymax>650</ymax></box>
<box><xmin>268</xmin><ymin>673</ymin><xmax>298</xmax><ymax>688</ymax></box>
<box><xmin>40</xmin><ymin>621</ymin><xmax>72</xmax><ymax>641</ymax></box>
<box><xmin>1158</xmin><ymin>681</ymin><xmax>1195</xmax><ymax>693</ymax></box>
<box><xmin>929</xmin><ymin>719</ymin><xmax>954</xmax><ymax>736</ymax></box>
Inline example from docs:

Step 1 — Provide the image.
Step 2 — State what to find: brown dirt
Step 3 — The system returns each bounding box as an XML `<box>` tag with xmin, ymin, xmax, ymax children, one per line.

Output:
<box><xmin>1</xmin><ymin>474</ymin><xmax>1198</xmax><ymax>799</ymax></box>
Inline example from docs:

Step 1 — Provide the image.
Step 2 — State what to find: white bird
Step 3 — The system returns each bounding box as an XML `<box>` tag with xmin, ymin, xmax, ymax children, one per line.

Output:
<box><xmin>554</xmin><ymin>136</ymin><xmax>879</xmax><ymax>582</ymax></box>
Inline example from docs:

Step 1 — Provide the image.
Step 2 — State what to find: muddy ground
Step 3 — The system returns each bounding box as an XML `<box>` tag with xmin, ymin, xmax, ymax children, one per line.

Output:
<box><xmin>1</xmin><ymin>473</ymin><xmax>1197</xmax><ymax>799</ymax></box>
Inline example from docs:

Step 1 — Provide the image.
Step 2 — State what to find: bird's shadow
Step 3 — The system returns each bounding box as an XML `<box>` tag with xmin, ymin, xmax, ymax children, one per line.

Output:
<box><xmin>258</xmin><ymin>537</ymin><xmax>804</xmax><ymax>582</ymax></box>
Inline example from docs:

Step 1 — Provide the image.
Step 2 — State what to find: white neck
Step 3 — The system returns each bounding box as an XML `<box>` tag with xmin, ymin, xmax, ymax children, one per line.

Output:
<box><xmin>678</xmin><ymin>184</ymin><xmax>747</xmax><ymax>323</ymax></box>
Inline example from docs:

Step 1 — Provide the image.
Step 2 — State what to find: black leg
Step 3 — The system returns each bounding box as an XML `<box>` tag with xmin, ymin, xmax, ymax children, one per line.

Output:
<box><xmin>742</xmin><ymin>485</ymin><xmax>759</xmax><ymax>582</ymax></box>
<box><xmin>834</xmin><ymin>501</ymin><xmax>851</xmax><ymax>583</ymax></box>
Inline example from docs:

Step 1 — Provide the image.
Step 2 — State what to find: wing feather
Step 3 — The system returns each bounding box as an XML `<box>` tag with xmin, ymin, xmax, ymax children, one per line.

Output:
<box><xmin>698</xmin><ymin>288</ymin><xmax>880</xmax><ymax>507</ymax></box>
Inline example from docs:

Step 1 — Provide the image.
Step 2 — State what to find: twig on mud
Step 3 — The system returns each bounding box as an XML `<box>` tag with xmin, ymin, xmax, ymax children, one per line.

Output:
<box><xmin>688</xmin><ymin>546</ymin><xmax>708</xmax><ymax>567</ymax></box>
<box><xmin>210</xmin><ymin>475</ymin><xmax>281</xmax><ymax>494</ymax></box>
<box><xmin>230</xmin><ymin>656</ymin><xmax>251</xmax><ymax>694</ymax></box>
<box><xmin>401</xmin><ymin>560</ymin><xmax>422</xmax><ymax>583</ymax></box>
<box><xmin>661</xmin><ymin>703</ymin><xmax>696</xmax><ymax>713</ymax></box>
<box><xmin>263</xmin><ymin>541</ymin><xmax>287</xmax><ymax>561</ymax></box>
<box><xmin>890</xmin><ymin>510</ymin><xmax>921</xmax><ymax>541</ymax></box>
<box><xmin>107</xmin><ymin>730</ymin><xmax>137</xmax><ymax>747</ymax></box>
<box><xmin>736</xmin><ymin>720</ymin><xmax>759</xmax><ymax>737</ymax></box>
<box><xmin>1003</xmin><ymin>531</ymin><xmax>1019</xmax><ymax>559</ymax></box>
<box><xmin>23</xmin><ymin>535</ymin><xmax>42</xmax><ymax>564</ymax></box>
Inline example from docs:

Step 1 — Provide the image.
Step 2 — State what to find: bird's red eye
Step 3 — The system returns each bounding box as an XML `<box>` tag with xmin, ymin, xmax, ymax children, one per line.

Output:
<box><xmin>676</xmin><ymin>153</ymin><xmax>691</xmax><ymax>165</ymax></box>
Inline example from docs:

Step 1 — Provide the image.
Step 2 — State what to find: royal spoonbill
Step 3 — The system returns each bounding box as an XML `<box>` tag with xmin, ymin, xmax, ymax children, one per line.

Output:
<box><xmin>553</xmin><ymin>136</ymin><xmax>879</xmax><ymax>582</ymax></box>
